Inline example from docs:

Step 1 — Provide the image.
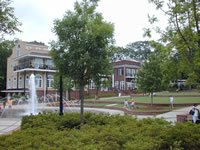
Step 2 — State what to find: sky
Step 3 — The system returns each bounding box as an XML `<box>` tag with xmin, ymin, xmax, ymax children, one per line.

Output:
<box><xmin>9</xmin><ymin>0</ymin><xmax>167</xmax><ymax>47</ymax></box>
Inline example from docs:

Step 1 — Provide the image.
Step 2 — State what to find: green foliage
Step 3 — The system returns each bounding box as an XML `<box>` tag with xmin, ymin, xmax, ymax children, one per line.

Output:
<box><xmin>0</xmin><ymin>40</ymin><xmax>14</xmax><ymax>94</ymax></box>
<box><xmin>50</xmin><ymin>0</ymin><xmax>114</xmax><ymax>123</ymax></box>
<box><xmin>137</xmin><ymin>54</ymin><xmax>163</xmax><ymax>93</ymax></box>
<box><xmin>146</xmin><ymin>0</ymin><xmax>200</xmax><ymax>86</ymax></box>
<box><xmin>112</xmin><ymin>41</ymin><xmax>153</xmax><ymax>61</ymax></box>
<box><xmin>1</xmin><ymin>113</ymin><xmax>200</xmax><ymax>149</ymax></box>
<box><xmin>0</xmin><ymin>0</ymin><xmax>21</xmax><ymax>36</ymax></box>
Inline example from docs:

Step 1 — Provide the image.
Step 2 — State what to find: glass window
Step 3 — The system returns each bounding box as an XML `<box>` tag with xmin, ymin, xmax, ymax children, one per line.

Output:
<box><xmin>13</xmin><ymin>77</ymin><xmax>17</xmax><ymax>88</ymax></box>
<box><xmin>89</xmin><ymin>80</ymin><xmax>95</xmax><ymax>89</ymax></box>
<box><xmin>33</xmin><ymin>58</ymin><xmax>43</xmax><ymax>69</ymax></box>
<box><xmin>35</xmin><ymin>74</ymin><xmax>42</xmax><ymax>88</ymax></box>
<box><xmin>47</xmin><ymin>75</ymin><xmax>54</xmax><ymax>88</ymax></box>
<box><xmin>118</xmin><ymin>68</ymin><xmax>123</xmax><ymax>76</ymax></box>
<box><xmin>19</xmin><ymin>76</ymin><xmax>23</xmax><ymax>88</ymax></box>
<box><xmin>115</xmin><ymin>81</ymin><xmax>119</xmax><ymax>89</ymax></box>
<box><xmin>120</xmin><ymin>81</ymin><xmax>125</xmax><ymax>90</ymax></box>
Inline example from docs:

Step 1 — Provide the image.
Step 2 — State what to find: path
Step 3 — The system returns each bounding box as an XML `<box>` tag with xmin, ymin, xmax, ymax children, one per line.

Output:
<box><xmin>0</xmin><ymin>105</ymin><xmax>198</xmax><ymax>135</ymax></box>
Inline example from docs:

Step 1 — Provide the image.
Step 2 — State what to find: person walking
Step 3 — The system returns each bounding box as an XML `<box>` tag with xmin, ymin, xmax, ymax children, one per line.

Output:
<box><xmin>169</xmin><ymin>96</ymin><xmax>174</xmax><ymax>109</ymax></box>
<box><xmin>189</xmin><ymin>104</ymin><xmax>200</xmax><ymax>123</ymax></box>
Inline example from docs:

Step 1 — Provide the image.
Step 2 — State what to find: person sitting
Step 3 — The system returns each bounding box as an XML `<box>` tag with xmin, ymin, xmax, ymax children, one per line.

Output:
<box><xmin>129</xmin><ymin>101</ymin><xmax>135</xmax><ymax>108</ymax></box>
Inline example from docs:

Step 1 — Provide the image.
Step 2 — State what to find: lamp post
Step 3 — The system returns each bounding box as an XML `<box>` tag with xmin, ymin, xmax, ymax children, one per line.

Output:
<box><xmin>59</xmin><ymin>74</ymin><xmax>63</xmax><ymax>116</ymax></box>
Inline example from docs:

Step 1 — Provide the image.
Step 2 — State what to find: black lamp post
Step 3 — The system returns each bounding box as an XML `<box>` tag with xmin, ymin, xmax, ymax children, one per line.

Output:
<box><xmin>59</xmin><ymin>74</ymin><xmax>63</xmax><ymax>116</ymax></box>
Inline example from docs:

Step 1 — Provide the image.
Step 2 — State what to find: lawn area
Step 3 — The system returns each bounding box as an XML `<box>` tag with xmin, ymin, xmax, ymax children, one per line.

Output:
<box><xmin>87</xmin><ymin>96</ymin><xmax>200</xmax><ymax>104</ymax></box>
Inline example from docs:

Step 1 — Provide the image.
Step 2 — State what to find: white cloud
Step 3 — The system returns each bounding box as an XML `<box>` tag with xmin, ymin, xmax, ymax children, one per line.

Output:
<box><xmin>8</xmin><ymin>0</ymin><xmax>167</xmax><ymax>47</ymax></box>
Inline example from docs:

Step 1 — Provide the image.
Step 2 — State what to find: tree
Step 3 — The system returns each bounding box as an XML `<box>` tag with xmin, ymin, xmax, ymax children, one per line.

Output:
<box><xmin>0</xmin><ymin>40</ymin><xmax>14</xmax><ymax>96</ymax></box>
<box><xmin>0</xmin><ymin>0</ymin><xmax>21</xmax><ymax>96</ymax></box>
<box><xmin>145</xmin><ymin>0</ymin><xmax>200</xmax><ymax>87</ymax></box>
<box><xmin>137</xmin><ymin>54</ymin><xmax>163</xmax><ymax>105</ymax></box>
<box><xmin>52</xmin><ymin>73</ymin><xmax>74</xmax><ymax>100</ymax></box>
<box><xmin>50</xmin><ymin>0</ymin><xmax>114</xmax><ymax>124</ymax></box>
<box><xmin>0</xmin><ymin>0</ymin><xmax>21</xmax><ymax>37</ymax></box>
<box><xmin>111</xmin><ymin>41</ymin><xmax>153</xmax><ymax>62</ymax></box>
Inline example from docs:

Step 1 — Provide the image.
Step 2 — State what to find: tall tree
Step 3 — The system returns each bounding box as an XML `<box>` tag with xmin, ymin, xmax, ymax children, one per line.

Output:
<box><xmin>0</xmin><ymin>40</ymin><xmax>14</xmax><ymax>94</ymax></box>
<box><xmin>137</xmin><ymin>54</ymin><xmax>163</xmax><ymax>105</ymax></box>
<box><xmin>50</xmin><ymin>0</ymin><xmax>114</xmax><ymax>124</ymax></box>
<box><xmin>0</xmin><ymin>0</ymin><xmax>21</xmax><ymax>96</ymax></box>
<box><xmin>112</xmin><ymin>41</ymin><xmax>153</xmax><ymax>62</ymax></box>
<box><xmin>0</xmin><ymin>0</ymin><xmax>21</xmax><ymax>37</ymax></box>
<box><xmin>145</xmin><ymin>0</ymin><xmax>200</xmax><ymax>87</ymax></box>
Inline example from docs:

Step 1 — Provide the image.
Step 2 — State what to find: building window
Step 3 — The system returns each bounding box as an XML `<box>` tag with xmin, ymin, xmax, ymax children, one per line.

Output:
<box><xmin>118</xmin><ymin>68</ymin><xmax>123</xmax><ymax>76</ymax></box>
<box><xmin>120</xmin><ymin>81</ymin><xmax>125</xmax><ymax>90</ymax></box>
<box><xmin>114</xmin><ymin>81</ymin><xmax>119</xmax><ymax>89</ymax></box>
<box><xmin>89</xmin><ymin>80</ymin><xmax>95</xmax><ymax>89</ymax></box>
<box><xmin>19</xmin><ymin>76</ymin><xmax>22</xmax><ymax>88</ymax></box>
<box><xmin>33</xmin><ymin>58</ymin><xmax>43</xmax><ymax>69</ymax></box>
<box><xmin>8</xmin><ymin>78</ymin><xmax>11</xmax><ymax>88</ymax></box>
<box><xmin>25</xmin><ymin>75</ymin><xmax>29</xmax><ymax>88</ymax></box>
<box><xmin>16</xmin><ymin>45</ymin><xmax>20</xmax><ymax>57</ymax></box>
<box><xmin>47</xmin><ymin>75</ymin><xmax>53</xmax><ymax>88</ymax></box>
<box><xmin>13</xmin><ymin>77</ymin><xmax>17</xmax><ymax>88</ymax></box>
<box><xmin>35</xmin><ymin>74</ymin><xmax>42</xmax><ymax>88</ymax></box>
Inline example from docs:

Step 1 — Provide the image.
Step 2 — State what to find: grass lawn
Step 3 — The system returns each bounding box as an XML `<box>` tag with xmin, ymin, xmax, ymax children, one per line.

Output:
<box><xmin>87</xmin><ymin>96</ymin><xmax>200</xmax><ymax>104</ymax></box>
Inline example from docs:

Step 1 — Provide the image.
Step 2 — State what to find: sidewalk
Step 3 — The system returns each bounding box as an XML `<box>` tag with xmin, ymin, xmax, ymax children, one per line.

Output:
<box><xmin>0</xmin><ymin>118</ymin><xmax>21</xmax><ymax>135</ymax></box>
<box><xmin>137</xmin><ymin>105</ymin><xmax>199</xmax><ymax>123</ymax></box>
<box><xmin>0</xmin><ymin>105</ymin><xmax>198</xmax><ymax>135</ymax></box>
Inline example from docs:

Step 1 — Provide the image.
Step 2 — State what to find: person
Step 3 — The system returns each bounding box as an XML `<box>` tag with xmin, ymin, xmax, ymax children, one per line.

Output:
<box><xmin>169</xmin><ymin>96</ymin><xmax>174</xmax><ymax>109</ymax></box>
<box><xmin>189</xmin><ymin>104</ymin><xmax>199</xmax><ymax>123</ymax></box>
<box><xmin>124</xmin><ymin>99</ymin><xmax>129</xmax><ymax>108</ymax></box>
<box><xmin>129</xmin><ymin>100</ymin><xmax>135</xmax><ymax>108</ymax></box>
<box><xmin>3</xmin><ymin>100</ymin><xmax>6</xmax><ymax>109</ymax></box>
<box><xmin>7</xmin><ymin>97</ymin><xmax>12</xmax><ymax>108</ymax></box>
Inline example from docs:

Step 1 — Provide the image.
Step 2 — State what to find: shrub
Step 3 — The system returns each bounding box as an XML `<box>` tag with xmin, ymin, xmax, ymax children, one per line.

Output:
<box><xmin>1</xmin><ymin>113</ymin><xmax>200</xmax><ymax>149</ymax></box>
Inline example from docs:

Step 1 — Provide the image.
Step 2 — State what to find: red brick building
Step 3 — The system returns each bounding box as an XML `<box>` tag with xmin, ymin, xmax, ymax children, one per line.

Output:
<box><xmin>112</xmin><ymin>60</ymin><xmax>141</xmax><ymax>91</ymax></box>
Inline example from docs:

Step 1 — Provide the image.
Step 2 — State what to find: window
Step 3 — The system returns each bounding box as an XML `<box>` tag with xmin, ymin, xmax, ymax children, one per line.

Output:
<box><xmin>120</xmin><ymin>81</ymin><xmax>125</xmax><ymax>90</ymax></box>
<box><xmin>8</xmin><ymin>78</ymin><xmax>11</xmax><ymax>88</ymax></box>
<box><xmin>25</xmin><ymin>75</ymin><xmax>29</xmax><ymax>88</ymax></box>
<box><xmin>33</xmin><ymin>58</ymin><xmax>43</xmax><ymax>68</ymax></box>
<box><xmin>118</xmin><ymin>68</ymin><xmax>123</xmax><ymax>76</ymax></box>
<box><xmin>19</xmin><ymin>76</ymin><xmax>22</xmax><ymax>88</ymax></box>
<box><xmin>35</xmin><ymin>74</ymin><xmax>42</xmax><ymax>88</ymax></box>
<box><xmin>114</xmin><ymin>81</ymin><xmax>119</xmax><ymax>89</ymax></box>
<box><xmin>13</xmin><ymin>77</ymin><xmax>17</xmax><ymax>88</ymax></box>
<box><xmin>16</xmin><ymin>48</ymin><xmax>20</xmax><ymax>57</ymax></box>
<box><xmin>89</xmin><ymin>80</ymin><xmax>95</xmax><ymax>89</ymax></box>
<box><xmin>47</xmin><ymin>75</ymin><xmax>53</xmax><ymax>88</ymax></box>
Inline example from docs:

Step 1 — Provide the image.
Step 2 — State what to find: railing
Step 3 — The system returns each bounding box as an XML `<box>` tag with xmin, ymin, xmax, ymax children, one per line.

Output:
<box><xmin>14</xmin><ymin>63</ymin><xmax>56</xmax><ymax>71</ymax></box>
<box><xmin>125</xmin><ymin>73</ymin><xmax>136</xmax><ymax>78</ymax></box>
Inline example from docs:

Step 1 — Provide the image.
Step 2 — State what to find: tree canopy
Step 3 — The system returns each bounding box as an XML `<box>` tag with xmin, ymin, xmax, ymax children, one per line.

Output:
<box><xmin>0</xmin><ymin>0</ymin><xmax>21</xmax><ymax>96</ymax></box>
<box><xmin>0</xmin><ymin>0</ymin><xmax>21</xmax><ymax>37</ymax></box>
<box><xmin>112</xmin><ymin>41</ymin><xmax>153</xmax><ymax>62</ymax></box>
<box><xmin>137</xmin><ymin>53</ymin><xmax>163</xmax><ymax>104</ymax></box>
<box><xmin>145</xmin><ymin>0</ymin><xmax>200</xmax><ymax>87</ymax></box>
<box><xmin>50</xmin><ymin>0</ymin><xmax>114</xmax><ymax>123</ymax></box>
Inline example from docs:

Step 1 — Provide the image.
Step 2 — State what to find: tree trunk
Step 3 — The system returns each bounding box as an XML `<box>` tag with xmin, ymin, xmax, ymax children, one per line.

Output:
<box><xmin>79</xmin><ymin>83</ymin><xmax>84</xmax><ymax>125</ymax></box>
<box><xmin>95</xmin><ymin>87</ymin><xmax>99</xmax><ymax>100</ymax></box>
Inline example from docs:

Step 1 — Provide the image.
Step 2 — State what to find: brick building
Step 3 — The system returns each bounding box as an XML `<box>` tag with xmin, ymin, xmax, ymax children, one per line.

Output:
<box><xmin>112</xmin><ymin>60</ymin><xmax>141</xmax><ymax>91</ymax></box>
<box><xmin>2</xmin><ymin>40</ymin><xmax>141</xmax><ymax>99</ymax></box>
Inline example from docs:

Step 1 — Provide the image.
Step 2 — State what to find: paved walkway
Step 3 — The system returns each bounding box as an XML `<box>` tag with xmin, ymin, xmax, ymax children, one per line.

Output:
<box><xmin>0</xmin><ymin>118</ymin><xmax>21</xmax><ymax>135</ymax></box>
<box><xmin>0</xmin><ymin>105</ymin><xmax>198</xmax><ymax>135</ymax></box>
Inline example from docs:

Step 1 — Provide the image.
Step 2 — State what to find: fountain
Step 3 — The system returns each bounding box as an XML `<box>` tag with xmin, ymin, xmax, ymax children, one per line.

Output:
<box><xmin>27</xmin><ymin>73</ymin><xmax>38</xmax><ymax>115</ymax></box>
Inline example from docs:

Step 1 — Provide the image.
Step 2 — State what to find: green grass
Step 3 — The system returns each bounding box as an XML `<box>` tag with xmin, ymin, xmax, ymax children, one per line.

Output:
<box><xmin>134</xmin><ymin>96</ymin><xmax>200</xmax><ymax>103</ymax></box>
<box><xmin>87</xmin><ymin>96</ymin><xmax>200</xmax><ymax>103</ymax></box>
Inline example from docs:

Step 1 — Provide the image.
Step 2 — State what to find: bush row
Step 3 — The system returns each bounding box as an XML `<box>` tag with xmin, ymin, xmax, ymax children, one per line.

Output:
<box><xmin>0</xmin><ymin>113</ymin><xmax>200</xmax><ymax>150</ymax></box>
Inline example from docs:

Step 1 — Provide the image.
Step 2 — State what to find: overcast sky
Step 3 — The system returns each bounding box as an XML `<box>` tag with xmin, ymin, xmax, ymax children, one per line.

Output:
<box><xmin>9</xmin><ymin>0</ymin><xmax>167</xmax><ymax>47</ymax></box>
